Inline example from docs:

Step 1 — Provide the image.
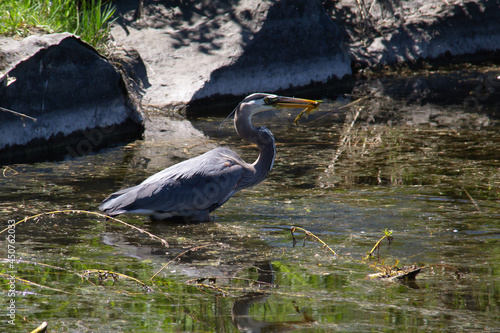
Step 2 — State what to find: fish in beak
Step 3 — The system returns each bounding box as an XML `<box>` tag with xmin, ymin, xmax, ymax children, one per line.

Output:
<box><xmin>268</xmin><ymin>96</ymin><xmax>322</xmax><ymax>124</ymax></box>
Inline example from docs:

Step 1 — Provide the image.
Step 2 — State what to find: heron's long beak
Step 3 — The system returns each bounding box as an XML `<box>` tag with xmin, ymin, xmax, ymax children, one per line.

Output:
<box><xmin>273</xmin><ymin>96</ymin><xmax>322</xmax><ymax>109</ymax></box>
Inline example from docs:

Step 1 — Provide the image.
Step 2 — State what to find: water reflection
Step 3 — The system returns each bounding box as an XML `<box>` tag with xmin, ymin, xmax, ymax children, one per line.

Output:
<box><xmin>232</xmin><ymin>293</ymin><xmax>315</xmax><ymax>333</ymax></box>
<box><xmin>231</xmin><ymin>262</ymin><xmax>315</xmax><ymax>332</ymax></box>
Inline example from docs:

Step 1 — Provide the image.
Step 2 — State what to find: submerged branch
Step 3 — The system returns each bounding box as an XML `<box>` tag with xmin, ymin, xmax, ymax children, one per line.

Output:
<box><xmin>82</xmin><ymin>269</ymin><xmax>152</xmax><ymax>292</ymax></box>
<box><xmin>290</xmin><ymin>226</ymin><xmax>338</xmax><ymax>258</ymax></box>
<box><xmin>0</xmin><ymin>209</ymin><xmax>169</xmax><ymax>247</ymax></box>
<box><xmin>151</xmin><ymin>244</ymin><xmax>214</xmax><ymax>280</ymax></box>
<box><xmin>462</xmin><ymin>187</ymin><xmax>481</xmax><ymax>212</ymax></box>
<box><xmin>0</xmin><ymin>272</ymin><xmax>73</xmax><ymax>294</ymax></box>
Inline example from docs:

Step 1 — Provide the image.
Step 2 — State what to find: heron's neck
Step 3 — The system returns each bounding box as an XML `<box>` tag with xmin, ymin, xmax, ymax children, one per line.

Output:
<box><xmin>235</xmin><ymin>112</ymin><xmax>276</xmax><ymax>186</ymax></box>
<box><xmin>252</xmin><ymin>126</ymin><xmax>276</xmax><ymax>185</ymax></box>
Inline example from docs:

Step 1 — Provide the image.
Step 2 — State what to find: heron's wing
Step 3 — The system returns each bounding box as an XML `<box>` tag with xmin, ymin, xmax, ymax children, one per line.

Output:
<box><xmin>100</xmin><ymin>148</ymin><xmax>249</xmax><ymax>216</ymax></box>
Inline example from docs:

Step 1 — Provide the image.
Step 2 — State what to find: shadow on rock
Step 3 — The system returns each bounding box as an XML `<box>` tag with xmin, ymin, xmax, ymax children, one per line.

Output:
<box><xmin>186</xmin><ymin>0</ymin><xmax>351</xmax><ymax>117</ymax></box>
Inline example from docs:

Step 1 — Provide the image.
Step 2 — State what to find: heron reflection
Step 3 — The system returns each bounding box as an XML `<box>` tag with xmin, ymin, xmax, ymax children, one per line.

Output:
<box><xmin>232</xmin><ymin>262</ymin><xmax>315</xmax><ymax>332</ymax></box>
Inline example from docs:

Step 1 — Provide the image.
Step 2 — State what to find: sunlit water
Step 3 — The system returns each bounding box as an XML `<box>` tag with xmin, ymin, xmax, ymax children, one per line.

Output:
<box><xmin>1</xmin><ymin>68</ymin><xmax>499</xmax><ymax>332</ymax></box>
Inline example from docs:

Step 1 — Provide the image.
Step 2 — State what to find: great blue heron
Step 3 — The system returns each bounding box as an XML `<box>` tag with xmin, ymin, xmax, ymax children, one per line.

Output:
<box><xmin>99</xmin><ymin>93</ymin><xmax>320</xmax><ymax>222</ymax></box>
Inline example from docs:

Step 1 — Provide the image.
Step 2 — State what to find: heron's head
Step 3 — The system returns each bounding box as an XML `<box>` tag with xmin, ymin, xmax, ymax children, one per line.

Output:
<box><xmin>239</xmin><ymin>93</ymin><xmax>321</xmax><ymax>116</ymax></box>
<box><xmin>232</xmin><ymin>93</ymin><xmax>321</xmax><ymax>146</ymax></box>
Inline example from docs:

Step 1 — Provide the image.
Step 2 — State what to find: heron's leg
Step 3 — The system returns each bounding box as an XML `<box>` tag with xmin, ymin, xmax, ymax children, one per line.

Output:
<box><xmin>185</xmin><ymin>210</ymin><xmax>211</xmax><ymax>223</ymax></box>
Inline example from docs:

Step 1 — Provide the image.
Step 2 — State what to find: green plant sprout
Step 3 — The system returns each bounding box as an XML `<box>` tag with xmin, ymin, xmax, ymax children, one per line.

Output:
<box><xmin>364</xmin><ymin>228</ymin><xmax>393</xmax><ymax>260</ymax></box>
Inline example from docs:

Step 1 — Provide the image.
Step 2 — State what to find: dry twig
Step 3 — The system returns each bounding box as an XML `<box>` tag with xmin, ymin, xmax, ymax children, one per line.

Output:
<box><xmin>0</xmin><ymin>209</ymin><xmax>169</xmax><ymax>247</ymax></box>
<box><xmin>290</xmin><ymin>226</ymin><xmax>338</xmax><ymax>257</ymax></box>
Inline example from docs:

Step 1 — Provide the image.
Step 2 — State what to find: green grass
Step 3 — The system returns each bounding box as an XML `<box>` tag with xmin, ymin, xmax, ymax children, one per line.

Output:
<box><xmin>0</xmin><ymin>0</ymin><xmax>116</xmax><ymax>48</ymax></box>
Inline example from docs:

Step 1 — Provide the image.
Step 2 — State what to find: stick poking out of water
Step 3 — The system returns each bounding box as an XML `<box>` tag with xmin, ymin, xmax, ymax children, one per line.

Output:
<box><xmin>0</xmin><ymin>209</ymin><xmax>169</xmax><ymax>247</ymax></box>
<box><xmin>290</xmin><ymin>226</ymin><xmax>338</xmax><ymax>258</ymax></box>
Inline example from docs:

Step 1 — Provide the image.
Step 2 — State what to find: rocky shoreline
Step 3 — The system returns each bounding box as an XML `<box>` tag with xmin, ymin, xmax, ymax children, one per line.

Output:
<box><xmin>1</xmin><ymin>0</ymin><xmax>499</xmax><ymax>163</ymax></box>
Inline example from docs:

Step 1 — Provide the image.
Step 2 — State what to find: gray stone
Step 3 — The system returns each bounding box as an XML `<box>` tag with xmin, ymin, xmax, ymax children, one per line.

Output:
<box><xmin>0</xmin><ymin>33</ymin><xmax>143</xmax><ymax>163</ymax></box>
<box><xmin>110</xmin><ymin>0</ymin><xmax>351</xmax><ymax>108</ymax></box>
<box><xmin>330</xmin><ymin>0</ymin><xmax>500</xmax><ymax>67</ymax></box>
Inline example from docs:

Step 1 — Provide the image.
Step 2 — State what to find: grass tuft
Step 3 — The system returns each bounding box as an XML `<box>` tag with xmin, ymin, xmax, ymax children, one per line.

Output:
<box><xmin>0</xmin><ymin>0</ymin><xmax>116</xmax><ymax>48</ymax></box>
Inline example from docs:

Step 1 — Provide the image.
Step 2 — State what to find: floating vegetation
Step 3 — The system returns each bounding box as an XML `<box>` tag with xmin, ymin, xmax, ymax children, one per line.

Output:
<box><xmin>366</xmin><ymin>262</ymin><xmax>422</xmax><ymax>282</ymax></box>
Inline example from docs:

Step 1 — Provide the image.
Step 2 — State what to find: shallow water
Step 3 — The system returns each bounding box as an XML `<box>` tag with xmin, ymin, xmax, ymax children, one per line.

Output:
<box><xmin>1</xmin><ymin>68</ymin><xmax>499</xmax><ymax>332</ymax></box>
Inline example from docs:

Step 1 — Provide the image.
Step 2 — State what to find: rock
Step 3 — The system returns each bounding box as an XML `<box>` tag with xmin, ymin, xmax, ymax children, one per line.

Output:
<box><xmin>110</xmin><ymin>0</ymin><xmax>351</xmax><ymax>109</ymax></box>
<box><xmin>109</xmin><ymin>46</ymin><xmax>151</xmax><ymax>92</ymax></box>
<box><xmin>0</xmin><ymin>33</ymin><xmax>143</xmax><ymax>164</ymax></box>
<box><xmin>329</xmin><ymin>0</ymin><xmax>500</xmax><ymax>68</ymax></box>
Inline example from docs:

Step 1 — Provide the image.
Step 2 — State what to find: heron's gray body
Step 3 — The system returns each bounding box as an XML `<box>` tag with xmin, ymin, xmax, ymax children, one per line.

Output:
<box><xmin>99</xmin><ymin>93</ymin><xmax>317</xmax><ymax>222</ymax></box>
<box><xmin>99</xmin><ymin>147</ymin><xmax>267</xmax><ymax>221</ymax></box>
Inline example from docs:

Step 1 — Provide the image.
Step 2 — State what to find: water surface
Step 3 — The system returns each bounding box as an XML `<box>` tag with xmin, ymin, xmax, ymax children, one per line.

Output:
<box><xmin>1</xmin><ymin>68</ymin><xmax>499</xmax><ymax>332</ymax></box>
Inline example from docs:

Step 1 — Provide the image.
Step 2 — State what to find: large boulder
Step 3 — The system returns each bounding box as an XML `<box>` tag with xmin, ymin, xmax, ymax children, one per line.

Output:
<box><xmin>329</xmin><ymin>0</ymin><xmax>500</xmax><ymax>68</ymax></box>
<box><xmin>0</xmin><ymin>33</ymin><xmax>144</xmax><ymax>164</ymax></box>
<box><xmin>110</xmin><ymin>0</ymin><xmax>351</xmax><ymax>109</ymax></box>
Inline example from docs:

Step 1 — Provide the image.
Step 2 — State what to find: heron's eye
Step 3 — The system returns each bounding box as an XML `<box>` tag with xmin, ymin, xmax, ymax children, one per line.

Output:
<box><xmin>264</xmin><ymin>97</ymin><xmax>277</xmax><ymax>105</ymax></box>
